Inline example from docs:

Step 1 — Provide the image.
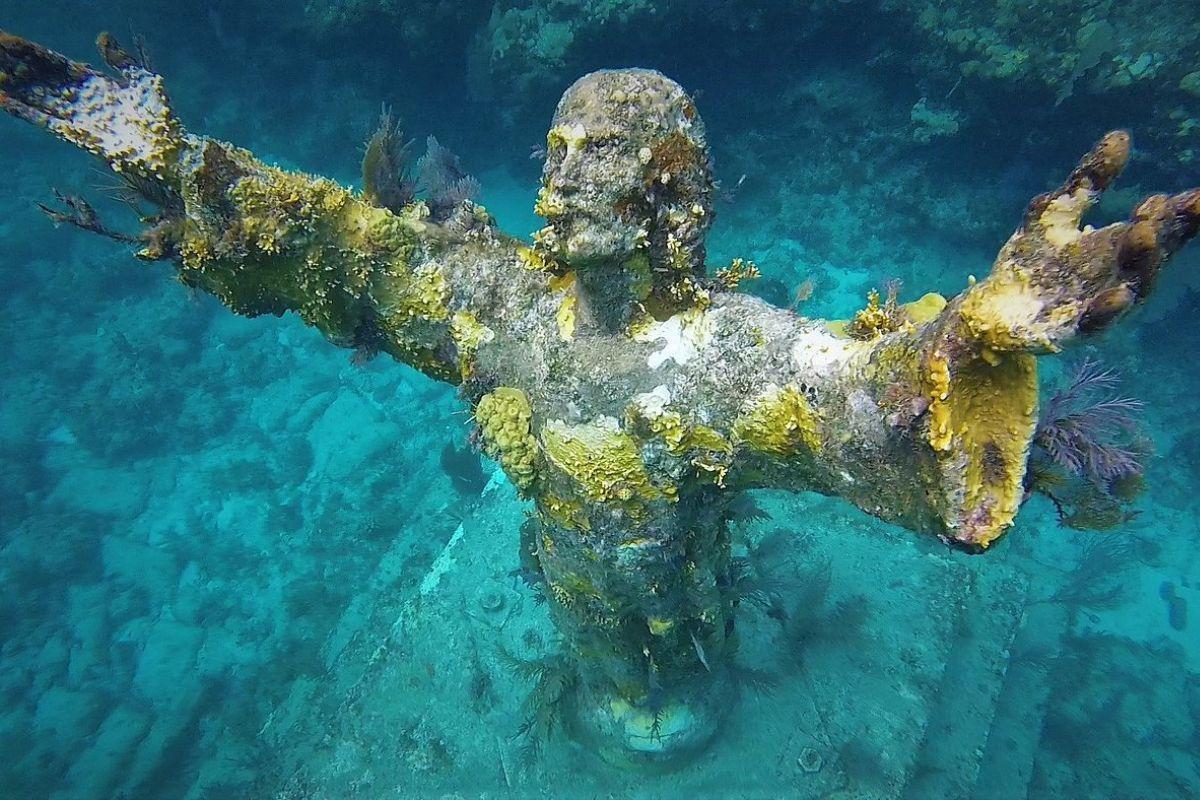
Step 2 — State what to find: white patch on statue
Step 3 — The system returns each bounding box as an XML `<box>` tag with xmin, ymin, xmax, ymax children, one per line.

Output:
<box><xmin>639</xmin><ymin>311</ymin><xmax>712</xmax><ymax>369</ymax></box>
<box><xmin>791</xmin><ymin>326</ymin><xmax>851</xmax><ymax>380</ymax></box>
<box><xmin>632</xmin><ymin>385</ymin><xmax>672</xmax><ymax>416</ymax></box>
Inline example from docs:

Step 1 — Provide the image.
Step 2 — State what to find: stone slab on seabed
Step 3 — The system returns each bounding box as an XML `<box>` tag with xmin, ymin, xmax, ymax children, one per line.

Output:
<box><xmin>970</xmin><ymin>603</ymin><xmax>1069</xmax><ymax>800</ymax></box>
<box><xmin>260</xmin><ymin>487</ymin><xmax>999</xmax><ymax>800</ymax></box>
<box><xmin>902</xmin><ymin>565</ymin><xmax>1030</xmax><ymax>800</ymax></box>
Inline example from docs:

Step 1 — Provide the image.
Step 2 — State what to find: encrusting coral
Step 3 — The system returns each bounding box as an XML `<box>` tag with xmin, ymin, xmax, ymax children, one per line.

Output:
<box><xmin>474</xmin><ymin>387</ymin><xmax>539</xmax><ymax>491</ymax></box>
<box><xmin>3</xmin><ymin>29</ymin><xmax>1197</xmax><ymax>764</ymax></box>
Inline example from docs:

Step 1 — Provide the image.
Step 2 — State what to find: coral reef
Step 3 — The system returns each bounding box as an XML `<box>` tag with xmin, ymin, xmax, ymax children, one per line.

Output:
<box><xmin>886</xmin><ymin>1</ymin><xmax>1200</xmax><ymax>170</ymax></box>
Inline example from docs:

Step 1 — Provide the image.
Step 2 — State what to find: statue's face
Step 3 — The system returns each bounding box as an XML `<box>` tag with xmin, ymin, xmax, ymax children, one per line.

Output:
<box><xmin>539</xmin><ymin>69</ymin><xmax>712</xmax><ymax>271</ymax></box>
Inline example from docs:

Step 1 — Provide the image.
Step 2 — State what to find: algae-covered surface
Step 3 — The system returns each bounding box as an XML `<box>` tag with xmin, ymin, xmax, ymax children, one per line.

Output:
<box><xmin>2</xmin><ymin>2</ymin><xmax>1198</xmax><ymax>798</ymax></box>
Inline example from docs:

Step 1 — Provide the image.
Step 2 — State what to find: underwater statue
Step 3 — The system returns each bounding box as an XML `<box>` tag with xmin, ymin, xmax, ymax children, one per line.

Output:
<box><xmin>3</xmin><ymin>32</ymin><xmax>1198</xmax><ymax>765</ymax></box>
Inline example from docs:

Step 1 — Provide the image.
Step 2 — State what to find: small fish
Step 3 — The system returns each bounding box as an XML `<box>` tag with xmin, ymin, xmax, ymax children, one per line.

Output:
<box><xmin>789</xmin><ymin>277</ymin><xmax>816</xmax><ymax>310</ymax></box>
<box><xmin>1167</xmin><ymin>594</ymin><xmax>1188</xmax><ymax>632</ymax></box>
<box><xmin>766</xmin><ymin>599</ymin><xmax>789</xmax><ymax>627</ymax></box>
<box><xmin>690</xmin><ymin>630</ymin><xmax>711</xmax><ymax>672</ymax></box>
<box><xmin>716</xmin><ymin>173</ymin><xmax>748</xmax><ymax>204</ymax></box>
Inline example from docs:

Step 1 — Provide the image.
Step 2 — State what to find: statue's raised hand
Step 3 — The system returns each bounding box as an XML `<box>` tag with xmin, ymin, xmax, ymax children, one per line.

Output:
<box><xmin>0</xmin><ymin>31</ymin><xmax>182</xmax><ymax>180</ymax></box>
<box><xmin>959</xmin><ymin>131</ymin><xmax>1200</xmax><ymax>353</ymax></box>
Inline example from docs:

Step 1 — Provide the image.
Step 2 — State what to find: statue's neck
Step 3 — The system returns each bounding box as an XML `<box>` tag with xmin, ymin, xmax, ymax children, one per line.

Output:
<box><xmin>571</xmin><ymin>252</ymin><xmax>702</xmax><ymax>335</ymax></box>
<box><xmin>573</xmin><ymin>263</ymin><xmax>640</xmax><ymax>333</ymax></box>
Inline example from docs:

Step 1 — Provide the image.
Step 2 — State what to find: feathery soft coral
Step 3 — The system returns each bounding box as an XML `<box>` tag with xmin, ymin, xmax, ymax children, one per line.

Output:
<box><xmin>1034</xmin><ymin>358</ymin><xmax>1145</xmax><ymax>486</ymax></box>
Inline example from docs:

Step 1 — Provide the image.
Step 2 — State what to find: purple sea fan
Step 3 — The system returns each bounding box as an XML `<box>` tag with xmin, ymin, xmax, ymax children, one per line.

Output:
<box><xmin>1034</xmin><ymin>358</ymin><xmax>1146</xmax><ymax>486</ymax></box>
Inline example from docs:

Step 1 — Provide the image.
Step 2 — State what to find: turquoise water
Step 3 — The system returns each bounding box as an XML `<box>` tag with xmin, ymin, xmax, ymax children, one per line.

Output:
<box><xmin>1</xmin><ymin>2</ymin><xmax>1198</xmax><ymax>798</ymax></box>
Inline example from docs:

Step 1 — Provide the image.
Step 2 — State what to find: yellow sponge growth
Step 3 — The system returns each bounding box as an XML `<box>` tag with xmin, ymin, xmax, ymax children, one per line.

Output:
<box><xmin>847</xmin><ymin>287</ymin><xmax>905</xmax><ymax>340</ymax></box>
<box><xmin>732</xmin><ymin>385</ymin><xmax>822</xmax><ymax>458</ymax></box>
<box><xmin>828</xmin><ymin>292</ymin><xmax>946</xmax><ymax>339</ymax></box>
<box><xmin>645</xmin><ymin>410</ymin><xmax>690</xmax><ymax>453</ymax></box>
<box><xmin>625</xmin><ymin>392</ymin><xmax>732</xmax><ymax>458</ymax></box>
<box><xmin>539</xmin><ymin>491</ymin><xmax>591</xmax><ymax>532</ymax></box>
<box><xmin>549</xmin><ymin>271</ymin><xmax>577</xmax><ymax>341</ymax></box>
<box><xmin>926</xmin><ymin>353</ymin><xmax>954</xmax><ymax>453</ymax></box>
<box><xmin>475</xmin><ymin>387</ymin><xmax>540</xmax><ymax>491</ymax></box>
<box><xmin>534</xmin><ymin>183</ymin><xmax>567</xmax><ymax>218</ymax></box>
<box><xmin>182</xmin><ymin>165</ymin><xmax>377</xmax><ymax>335</ymax></box>
<box><xmin>958</xmin><ymin>264</ymin><xmax>1056</xmax><ymax>353</ymax></box>
<box><xmin>904</xmin><ymin>292</ymin><xmax>948</xmax><ymax>324</ymax></box>
<box><xmin>541</xmin><ymin>417</ymin><xmax>669</xmax><ymax>516</ymax></box>
<box><xmin>176</xmin><ymin>142</ymin><xmax>447</xmax><ymax>366</ymax></box>
<box><xmin>924</xmin><ymin>350</ymin><xmax>1039</xmax><ymax>548</ymax></box>
<box><xmin>516</xmin><ymin>243</ymin><xmax>558</xmax><ymax>273</ymax></box>
<box><xmin>449</xmin><ymin>311</ymin><xmax>494</xmax><ymax>379</ymax></box>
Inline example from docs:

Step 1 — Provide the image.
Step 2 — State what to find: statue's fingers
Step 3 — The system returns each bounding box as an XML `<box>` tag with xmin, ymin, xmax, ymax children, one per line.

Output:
<box><xmin>1137</xmin><ymin>189</ymin><xmax>1200</xmax><ymax>253</ymax></box>
<box><xmin>1077</xmin><ymin>189</ymin><xmax>1200</xmax><ymax>334</ymax></box>
<box><xmin>95</xmin><ymin>32</ymin><xmax>150</xmax><ymax>78</ymax></box>
<box><xmin>1078</xmin><ymin>283</ymin><xmax>1136</xmax><ymax>334</ymax></box>
<box><xmin>1115</xmin><ymin>212</ymin><xmax>1162</xmax><ymax>299</ymax></box>
<box><xmin>0</xmin><ymin>31</ymin><xmax>95</xmax><ymax>124</ymax></box>
<box><xmin>1064</xmin><ymin>130</ymin><xmax>1132</xmax><ymax>196</ymax></box>
<box><xmin>0</xmin><ymin>88</ymin><xmax>50</xmax><ymax>127</ymax></box>
<box><xmin>1114</xmin><ymin>190</ymin><xmax>1200</xmax><ymax>297</ymax></box>
<box><xmin>1023</xmin><ymin>131</ymin><xmax>1132</xmax><ymax>236</ymax></box>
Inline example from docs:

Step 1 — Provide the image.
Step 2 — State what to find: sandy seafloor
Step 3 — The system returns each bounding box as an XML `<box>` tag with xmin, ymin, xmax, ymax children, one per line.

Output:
<box><xmin>1</xmin><ymin>3</ymin><xmax>1198</xmax><ymax>799</ymax></box>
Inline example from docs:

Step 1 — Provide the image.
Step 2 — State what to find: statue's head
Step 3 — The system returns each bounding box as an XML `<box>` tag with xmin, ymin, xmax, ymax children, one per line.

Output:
<box><xmin>537</xmin><ymin>69</ymin><xmax>713</xmax><ymax>286</ymax></box>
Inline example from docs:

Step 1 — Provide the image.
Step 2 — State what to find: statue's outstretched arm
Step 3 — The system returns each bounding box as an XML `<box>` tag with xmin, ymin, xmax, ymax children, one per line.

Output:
<box><xmin>0</xmin><ymin>32</ymin><xmax>183</xmax><ymax>178</ymax></box>
<box><xmin>960</xmin><ymin>132</ymin><xmax>1199</xmax><ymax>351</ymax></box>
<box><xmin>0</xmin><ymin>31</ymin><xmax>540</xmax><ymax>383</ymax></box>
<box><xmin>7</xmin><ymin>35</ymin><xmax>1198</xmax><ymax>554</ymax></box>
<box><xmin>709</xmin><ymin>135</ymin><xmax>1198</xmax><ymax>550</ymax></box>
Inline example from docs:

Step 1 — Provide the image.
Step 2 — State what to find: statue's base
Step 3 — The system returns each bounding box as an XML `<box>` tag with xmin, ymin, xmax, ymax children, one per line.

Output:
<box><xmin>238</xmin><ymin>485</ymin><xmax>1034</xmax><ymax>798</ymax></box>
<box><xmin>575</xmin><ymin>678</ymin><xmax>730</xmax><ymax>770</ymax></box>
